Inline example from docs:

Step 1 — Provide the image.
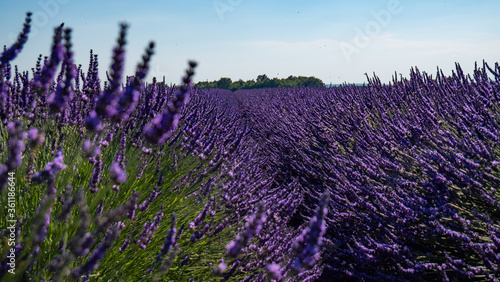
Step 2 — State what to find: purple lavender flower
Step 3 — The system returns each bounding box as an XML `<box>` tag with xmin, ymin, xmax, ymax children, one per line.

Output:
<box><xmin>27</xmin><ymin>128</ymin><xmax>44</xmax><ymax>148</ymax></box>
<box><xmin>119</xmin><ymin>234</ymin><xmax>131</xmax><ymax>252</ymax></box>
<box><xmin>0</xmin><ymin>12</ymin><xmax>32</xmax><ymax>64</ymax></box>
<box><xmin>176</xmin><ymin>224</ymin><xmax>185</xmax><ymax>242</ymax></box>
<box><xmin>190</xmin><ymin>203</ymin><xmax>210</xmax><ymax>229</ymax></box>
<box><xmin>212</xmin><ymin>259</ymin><xmax>227</xmax><ymax>276</ymax></box>
<box><xmin>157</xmin><ymin>213</ymin><xmax>177</xmax><ymax>261</ymax></box>
<box><xmin>109</xmin><ymin>162</ymin><xmax>127</xmax><ymax>184</ymax></box>
<box><xmin>48</xmin><ymin>28</ymin><xmax>75</xmax><ymax>114</ymax></box>
<box><xmin>139</xmin><ymin>188</ymin><xmax>160</xmax><ymax>212</ymax></box>
<box><xmin>116</xmin><ymin>221</ymin><xmax>125</xmax><ymax>229</ymax></box>
<box><xmin>96</xmin><ymin>199</ymin><xmax>104</xmax><ymax>216</ymax></box>
<box><xmin>32</xmin><ymin>150</ymin><xmax>66</xmax><ymax>184</ymax></box>
<box><xmin>226</xmin><ymin>202</ymin><xmax>266</xmax><ymax>258</ymax></box>
<box><xmin>127</xmin><ymin>192</ymin><xmax>138</xmax><ymax>220</ymax></box>
<box><xmin>144</xmin><ymin>61</ymin><xmax>196</xmax><ymax>144</ymax></box>
<box><xmin>33</xmin><ymin>206</ymin><xmax>52</xmax><ymax>250</ymax></box>
<box><xmin>85</xmin><ymin>110</ymin><xmax>103</xmax><ymax>132</ymax></box>
<box><xmin>95</xmin><ymin>23</ymin><xmax>127</xmax><ymax>120</ymax></box>
<box><xmin>190</xmin><ymin>231</ymin><xmax>202</xmax><ymax>243</ymax></box>
<box><xmin>0</xmin><ymin>121</ymin><xmax>26</xmax><ymax>192</ymax></box>
<box><xmin>266</xmin><ymin>262</ymin><xmax>282</xmax><ymax>280</ymax></box>
<box><xmin>82</xmin><ymin>139</ymin><xmax>101</xmax><ymax>158</ymax></box>
<box><xmin>179</xmin><ymin>255</ymin><xmax>189</xmax><ymax>267</ymax></box>
<box><xmin>0</xmin><ymin>13</ymin><xmax>31</xmax><ymax>120</ymax></box>
<box><xmin>71</xmin><ymin>227</ymin><xmax>119</xmax><ymax>278</ymax></box>
<box><xmin>136</xmin><ymin>206</ymin><xmax>163</xmax><ymax>249</ymax></box>
<box><xmin>88</xmin><ymin>155</ymin><xmax>102</xmax><ymax>193</ymax></box>
<box><xmin>291</xmin><ymin>191</ymin><xmax>329</xmax><ymax>272</ymax></box>
<box><xmin>32</xmin><ymin>24</ymin><xmax>64</xmax><ymax>96</ymax></box>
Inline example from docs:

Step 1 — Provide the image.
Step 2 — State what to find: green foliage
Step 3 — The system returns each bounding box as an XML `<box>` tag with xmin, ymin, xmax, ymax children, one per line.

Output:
<box><xmin>216</xmin><ymin>77</ymin><xmax>232</xmax><ymax>90</ymax></box>
<box><xmin>195</xmin><ymin>74</ymin><xmax>324</xmax><ymax>91</ymax></box>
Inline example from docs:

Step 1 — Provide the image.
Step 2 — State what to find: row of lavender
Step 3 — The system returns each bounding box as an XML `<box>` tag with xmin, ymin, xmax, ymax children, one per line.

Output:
<box><xmin>232</xmin><ymin>63</ymin><xmax>500</xmax><ymax>280</ymax></box>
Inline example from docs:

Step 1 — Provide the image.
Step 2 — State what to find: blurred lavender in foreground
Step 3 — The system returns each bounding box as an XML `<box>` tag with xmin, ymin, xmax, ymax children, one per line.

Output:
<box><xmin>290</xmin><ymin>191</ymin><xmax>329</xmax><ymax>273</ymax></box>
<box><xmin>0</xmin><ymin>12</ymin><xmax>31</xmax><ymax>121</ymax></box>
<box><xmin>71</xmin><ymin>226</ymin><xmax>120</xmax><ymax>279</ymax></box>
<box><xmin>226</xmin><ymin>202</ymin><xmax>267</xmax><ymax>258</ymax></box>
<box><xmin>48</xmin><ymin>28</ymin><xmax>76</xmax><ymax>114</ymax></box>
<box><xmin>32</xmin><ymin>24</ymin><xmax>64</xmax><ymax>97</ymax></box>
<box><xmin>32</xmin><ymin>150</ymin><xmax>67</xmax><ymax>184</ymax></box>
<box><xmin>0</xmin><ymin>121</ymin><xmax>26</xmax><ymax>192</ymax></box>
<box><xmin>144</xmin><ymin>61</ymin><xmax>197</xmax><ymax>144</ymax></box>
<box><xmin>0</xmin><ymin>12</ymin><xmax>31</xmax><ymax>64</ymax></box>
<box><xmin>95</xmin><ymin>23</ymin><xmax>127</xmax><ymax>120</ymax></box>
<box><xmin>157</xmin><ymin>212</ymin><xmax>177</xmax><ymax>261</ymax></box>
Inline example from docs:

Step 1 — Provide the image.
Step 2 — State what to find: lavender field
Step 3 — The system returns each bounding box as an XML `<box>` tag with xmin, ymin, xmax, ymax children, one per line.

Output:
<box><xmin>1</xmin><ymin>11</ymin><xmax>500</xmax><ymax>282</ymax></box>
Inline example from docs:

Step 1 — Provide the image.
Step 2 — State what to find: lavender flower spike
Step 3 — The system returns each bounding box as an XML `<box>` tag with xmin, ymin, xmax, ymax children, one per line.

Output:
<box><xmin>0</xmin><ymin>121</ymin><xmax>26</xmax><ymax>192</ymax></box>
<box><xmin>88</xmin><ymin>154</ymin><xmax>102</xmax><ymax>193</ymax></box>
<box><xmin>144</xmin><ymin>61</ymin><xmax>197</xmax><ymax>144</ymax></box>
<box><xmin>85</xmin><ymin>110</ymin><xmax>103</xmax><ymax>132</ymax></box>
<box><xmin>113</xmin><ymin>41</ymin><xmax>155</xmax><ymax>121</ymax></box>
<box><xmin>119</xmin><ymin>234</ymin><xmax>131</xmax><ymax>252</ymax></box>
<box><xmin>71</xmin><ymin>226</ymin><xmax>120</xmax><ymax>278</ymax></box>
<box><xmin>32</xmin><ymin>24</ymin><xmax>64</xmax><ymax>95</ymax></box>
<box><xmin>48</xmin><ymin>28</ymin><xmax>76</xmax><ymax>114</ymax></box>
<box><xmin>0</xmin><ymin>12</ymin><xmax>32</xmax><ymax>63</ymax></box>
<box><xmin>1</xmin><ymin>13</ymin><xmax>31</xmax><ymax>119</ymax></box>
<box><xmin>291</xmin><ymin>190</ymin><xmax>330</xmax><ymax>272</ymax></box>
<box><xmin>226</xmin><ymin>202</ymin><xmax>266</xmax><ymax>258</ymax></box>
<box><xmin>109</xmin><ymin>162</ymin><xmax>127</xmax><ymax>184</ymax></box>
<box><xmin>126</xmin><ymin>192</ymin><xmax>138</xmax><ymax>220</ymax></box>
<box><xmin>32</xmin><ymin>150</ymin><xmax>67</xmax><ymax>185</ymax></box>
<box><xmin>266</xmin><ymin>262</ymin><xmax>283</xmax><ymax>280</ymax></box>
<box><xmin>157</xmin><ymin>212</ymin><xmax>177</xmax><ymax>261</ymax></box>
<box><xmin>27</xmin><ymin>128</ymin><xmax>45</xmax><ymax>148</ymax></box>
<box><xmin>95</xmin><ymin>23</ymin><xmax>127</xmax><ymax>119</ymax></box>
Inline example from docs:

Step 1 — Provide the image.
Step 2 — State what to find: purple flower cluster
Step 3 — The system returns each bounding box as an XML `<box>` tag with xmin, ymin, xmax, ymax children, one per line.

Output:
<box><xmin>47</xmin><ymin>28</ymin><xmax>76</xmax><ymax>114</ymax></box>
<box><xmin>0</xmin><ymin>12</ymin><xmax>31</xmax><ymax>64</ymax></box>
<box><xmin>290</xmin><ymin>191</ymin><xmax>329</xmax><ymax>272</ymax></box>
<box><xmin>88</xmin><ymin>153</ymin><xmax>102</xmax><ymax>193</ymax></box>
<box><xmin>110</xmin><ymin>134</ymin><xmax>127</xmax><ymax>185</ymax></box>
<box><xmin>135</xmin><ymin>205</ymin><xmax>164</xmax><ymax>249</ymax></box>
<box><xmin>0</xmin><ymin>121</ymin><xmax>26</xmax><ymax>191</ymax></box>
<box><xmin>32</xmin><ymin>24</ymin><xmax>64</xmax><ymax>106</ymax></box>
<box><xmin>71</xmin><ymin>226</ymin><xmax>120</xmax><ymax>278</ymax></box>
<box><xmin>0</xmin><ymin>12</ymin><xmax>31</xmax><ymax>120</ymax></box>
<box><xmin>88</xmin><ymin>24</ymin><xmax>155</xmax><ymax>128</ymax></box>
<box><xmin>157</xmin><ymin>212</ymin><xmax>177</xmax><ymax>261</ymax></box>
<box><xmin>144</xmin><ymin>61</ymin><xmax>197</xmax><ymax>144</ymax></box>
<box><xmin>95</xmin><ymin>23</ymin><xmax>127</xmax><ymax>120</ymax></box>
<box><xmin>32</xmin><ymin>150</ymin><xmax>66</xmax><ymax>195</ymax></box>
<box><xmin>226</xmin><ymin>202</ymin><xmax>266</xmax><ymax>258</ymax></box>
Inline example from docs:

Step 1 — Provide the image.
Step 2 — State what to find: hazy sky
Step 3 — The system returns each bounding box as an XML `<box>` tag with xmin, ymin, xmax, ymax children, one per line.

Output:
<box><xmin>1</xmin><ymin>0</ymin><xmax>499</xmax><ymax>84</ymax></box>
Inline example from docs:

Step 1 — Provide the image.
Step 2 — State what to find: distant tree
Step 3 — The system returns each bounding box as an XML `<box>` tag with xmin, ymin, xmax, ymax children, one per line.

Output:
<box><xmin>243</xmin><ymin>79</ymin><xmax>255</xmax><ymax>89</ymax></box>
<box><xmin>216</xmin><ymin>77</ymin><xmax>232</xmax><ymax>89</ymax></box>
<box><xmin>301</xmin><ymin>76</ymin><xmax>323</xmax><ymax>87</ymax></box>
<box><xmin>231</xmin><ymin>79</ymin><xmax>244</xmax><ymax>91</ymax></box>
<box><xmin>256</xmin><ymin>74</ymin><xmax>269</xmax><ymax>82</ymax></box>
<box><xmin>263</xmin><ymin>78</ymin><xmax>278</xmax><ymax>88</ymax></box>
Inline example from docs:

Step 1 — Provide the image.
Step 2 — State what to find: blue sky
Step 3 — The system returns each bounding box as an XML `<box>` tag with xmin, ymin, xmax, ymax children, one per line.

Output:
<box><xmin>1</xmin><ymin>0</ymin><xmax>499</xmax><ymax>84</ymax></box>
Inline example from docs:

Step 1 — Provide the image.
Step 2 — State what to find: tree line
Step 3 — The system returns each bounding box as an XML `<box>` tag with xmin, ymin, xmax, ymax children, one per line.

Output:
<box><xmin>195</xmin><ymin>74</ymin><xmax>324</xmax><ymax>91</ymax></box>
